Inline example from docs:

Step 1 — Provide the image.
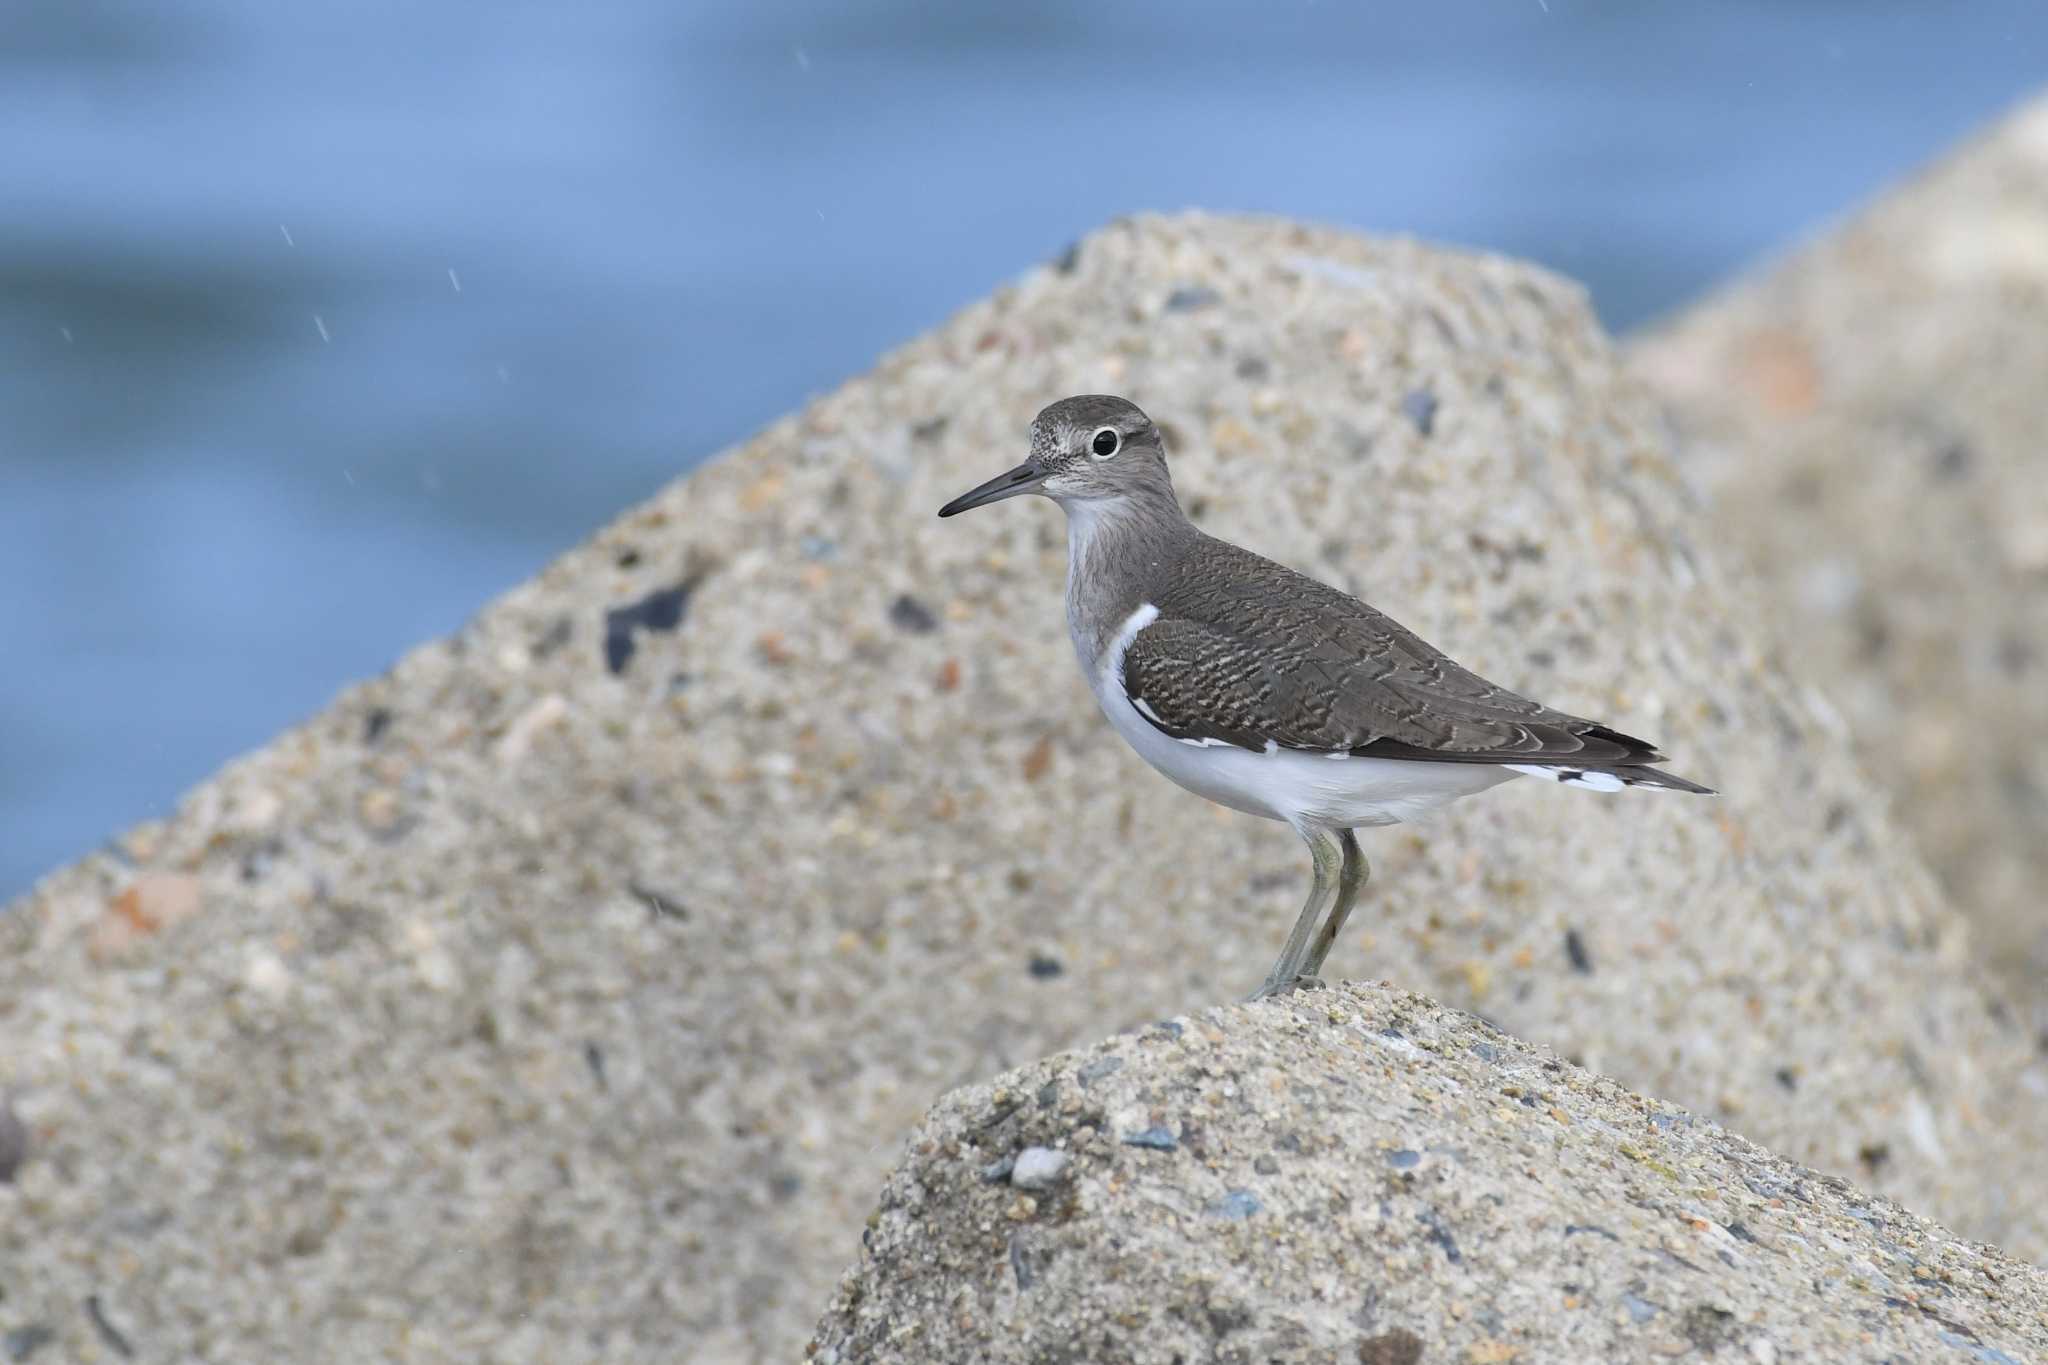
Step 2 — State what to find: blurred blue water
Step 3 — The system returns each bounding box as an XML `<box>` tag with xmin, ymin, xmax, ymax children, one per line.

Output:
<box><xmin>3</xmin><ymin>1</ymin><xmax>2044</xmax><ymax>900</ymax></box>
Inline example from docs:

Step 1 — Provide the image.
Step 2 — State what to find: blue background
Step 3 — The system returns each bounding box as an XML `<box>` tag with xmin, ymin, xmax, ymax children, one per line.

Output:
<box><xmin>4</xmin><ymin>1</ymin><xmax>2045</xmax><ymax>900</ymax></box>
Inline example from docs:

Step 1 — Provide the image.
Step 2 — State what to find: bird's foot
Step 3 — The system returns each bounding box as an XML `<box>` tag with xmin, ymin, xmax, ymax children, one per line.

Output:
<box><xmin>1245</xmin><ymin>974</ymin><xmax>1327</xmax><ymax>1002</ymax></box>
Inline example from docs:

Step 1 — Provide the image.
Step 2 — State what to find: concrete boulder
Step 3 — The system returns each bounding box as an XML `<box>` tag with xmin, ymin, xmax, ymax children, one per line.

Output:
<box><xmin>1634</xmin><ymin>94</ymin><xmax>2048</xmax><ymax>1009</ymax></box>
<box><xmin>812</xmin><ymin>984</ymin><xmax>2048</xmax><ymax>1364</ymax></box>
<box><xmin>0</xmin><ymin>214</ymin><xmax>2042</xmax><ymax>1362</ymax></box>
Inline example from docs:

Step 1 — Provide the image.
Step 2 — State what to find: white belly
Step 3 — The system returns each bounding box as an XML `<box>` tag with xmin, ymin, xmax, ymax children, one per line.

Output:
<box><xmin>1084</xmin><ymin>602</ymin><xmax>1519</xmax><ymax>831</ymax></box>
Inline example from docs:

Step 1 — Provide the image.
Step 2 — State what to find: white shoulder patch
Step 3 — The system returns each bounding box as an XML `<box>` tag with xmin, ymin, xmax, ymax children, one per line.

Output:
<box><xmin>1103</xmin><ymin>603</ymin><xmax>1164</xmax><ymax>724</ymax></box>
<box><xmin>1103</xmin><ymin>602</ymin><xmax>1161</xmax><ymax>687</ymax></box>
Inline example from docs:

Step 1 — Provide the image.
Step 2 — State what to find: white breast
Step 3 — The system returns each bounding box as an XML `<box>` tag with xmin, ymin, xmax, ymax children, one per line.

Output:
<box><xmin>1083</xmin><ymin>602</ymin><xmax>1520</xmax><ymax>832</ymax></box>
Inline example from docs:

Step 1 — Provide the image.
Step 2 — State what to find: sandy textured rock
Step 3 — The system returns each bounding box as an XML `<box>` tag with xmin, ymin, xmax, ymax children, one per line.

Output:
<box><xmin>1633</xmin><ymin>94</ymin><xmax>2048</xmax><ymax>1006</ymax></box>
<box><xmin>813</xmin><ymin>984</ymin><xmax>2048</xmax><ymax>1364</ymax></box>
<box><xmin>0</xmin><ymin>214</ymin><xmax>2043</xmax><ymax>1362</ymax></box>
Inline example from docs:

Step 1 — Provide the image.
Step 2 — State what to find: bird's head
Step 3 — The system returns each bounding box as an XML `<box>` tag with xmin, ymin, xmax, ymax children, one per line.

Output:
<box><xmin>938</xmin><ymin>394</ymin><xmax>1175</xmax><ymax>517</ymax></box>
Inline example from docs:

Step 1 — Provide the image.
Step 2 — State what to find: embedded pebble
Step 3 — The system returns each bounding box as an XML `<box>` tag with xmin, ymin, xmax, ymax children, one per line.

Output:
<box><xmin>3</xmin><ymin>1326</ymin><xmax>55</xmax><ymax>1362</ymax></box>
<box><xmin>1009</xmin><ymin>1147</ymin><xmax>1068</xmax><ymax>1191</ymax></box>
<box><xmin>1076</xmin><ymin>1056</ymin><xmax>1124</xmax><ymax>1088</ymax></box>
<box><xmin>88</xmin><ymin>874</ymin><xmax>205</xmax><ymax>961</ymax></box>
<box><xmin>887</xmin><ymin>594</ymin><xmax>939</xmax><ymax>634</ymax></box>
<box><xmin>1401</xmin><ymin>387</ymin><xmax>1439</xmax><ymax>436</ymax></box>
<box><xmin>1120</xmin><ymin>1126</ymin><xmax>1177</xmax><ymax>1151</ymax></box>
<box><xmin>242</xmin><ymin>948</ymin><xmax>294</xmax><ymax>1002</ymax></box>
<box><xmin>496</xmin><ymin>693</ymin><xmax>569</xmax><ymax>764</ymax></box>
<box><xmin>1205</xmin><ymin>1189</ymin><xmax>1262</xmax><ymax>1220</ymax></box>
<box><xmin>0</xmin><ymin>1096</ymin><xmax>26</xmax><ymax>1183</ymax></box>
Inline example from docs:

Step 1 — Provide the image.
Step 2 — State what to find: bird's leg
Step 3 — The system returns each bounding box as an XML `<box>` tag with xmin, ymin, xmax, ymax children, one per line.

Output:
<box><xmin>1248</xmin><ymin>826</ymin><xmax>1343</xmax><ymax>1000</ymax></box>
<box><xmin>1303</xmin><ymin>829</ymin><xmax>1367</xmax><ymax>982</ymax></box>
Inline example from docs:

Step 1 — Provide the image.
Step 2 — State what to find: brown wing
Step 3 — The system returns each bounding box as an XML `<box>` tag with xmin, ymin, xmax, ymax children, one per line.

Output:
<box><xmin>1120</xmin><ymin>535</ymin><xmax>1667</xmax><ymax>767</ymax></box>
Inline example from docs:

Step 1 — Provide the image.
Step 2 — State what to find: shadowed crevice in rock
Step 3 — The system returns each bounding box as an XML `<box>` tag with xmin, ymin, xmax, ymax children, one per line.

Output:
<box><xmin>603</xmin><ymin>575</ymin><xmax>700</xmax><ymax>674</ymax></box>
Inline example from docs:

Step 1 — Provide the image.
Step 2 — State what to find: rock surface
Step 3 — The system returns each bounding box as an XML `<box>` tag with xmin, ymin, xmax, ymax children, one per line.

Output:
<box><xmin>1</xmin><ymin>214</ymin><xmax>2043</xmax><ymax>1361</ymax></box>
<box><xmin>812</xmin><ymin>984</ymin><xmax>2048</xmax><ymax>1364</ymax></box>
<box><xmin>1633</xmin><ymin>94</ymin><xmax>2048</xmax><ymax>1008</ymax></box>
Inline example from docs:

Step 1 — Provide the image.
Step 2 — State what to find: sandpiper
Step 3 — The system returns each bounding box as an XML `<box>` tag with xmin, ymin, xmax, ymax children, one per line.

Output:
<box><xmin>939</xmin><ymin>394</ymin><xmax>1713</xmax><ymax>999</ymax></box>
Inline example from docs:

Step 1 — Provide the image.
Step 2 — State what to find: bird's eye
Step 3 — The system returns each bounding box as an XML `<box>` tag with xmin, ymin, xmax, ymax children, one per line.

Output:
<box><xmin>1090</xmin><ymin>427</ymin><xmax>1121</xmax><ymax>459</ymax></box>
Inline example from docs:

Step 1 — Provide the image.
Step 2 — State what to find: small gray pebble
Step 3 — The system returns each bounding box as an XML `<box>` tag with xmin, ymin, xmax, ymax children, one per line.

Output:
<box><xmin>1007</xmin><ymin>1232</ymin><xmax>1035</xmax><ymax>1291</ymax></box>
<box><xmin>887</xmin><ymin>593</ymin><xmax>939</xmax><ymax>634</ymax></box>
<box><xmin>5</xmin><ymin>1326</ymin><xmax>56</xmax><ymax>1362</ymax></box>
<box><xmin>1120</xmin><ymin>1126</ymin><xmax>1177</xmax><ymax>1151</ymax></box>
<box><xmin>1205</xmin><ymin>1189</ymin><xmax>1261</xmax><ymax>1220</ymax></box>
<box><xmin>1401</xmin><ymin>387</ymin><xmax>1439</xmax><ymax>436</ymax></box>
<box><xmin>1621</xmin><ymin>1293</ymin><xmax>1659</xmax><ymax>1324</ymax></box>
<box><xmin>1253</xmin><ymin>1155</ymin><xmax>1280</xmax><ymax>1175</ymax></box>
<box><xmin>1564</xmin><ymin>926</ymin><xmax>1593</xmax><ymax>973</ymax></box>
<box><xmin>1010</xmin><ymin>1146</ymin><xmax>1069</xmax><ymax>1191</ymax></box>
<box><xmin>980</xmin><ymin>1155</ymin><xmax>1015</xmax><ymax>1183</ymax></box>
<box><xmin>0</xmin><ymin>1097</ymin><xmax>27</xmax><ymax>1183</ymax></box>
<box><xmin>1076</xmin><ymin>1055</ymin><xmax>1124</xmax><ymax>1087</ymax></box>
<box><xmin>1387</xmin><ymin>1148</ymin><xmax>1422</xmax><ymax>1169</ymax></box>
